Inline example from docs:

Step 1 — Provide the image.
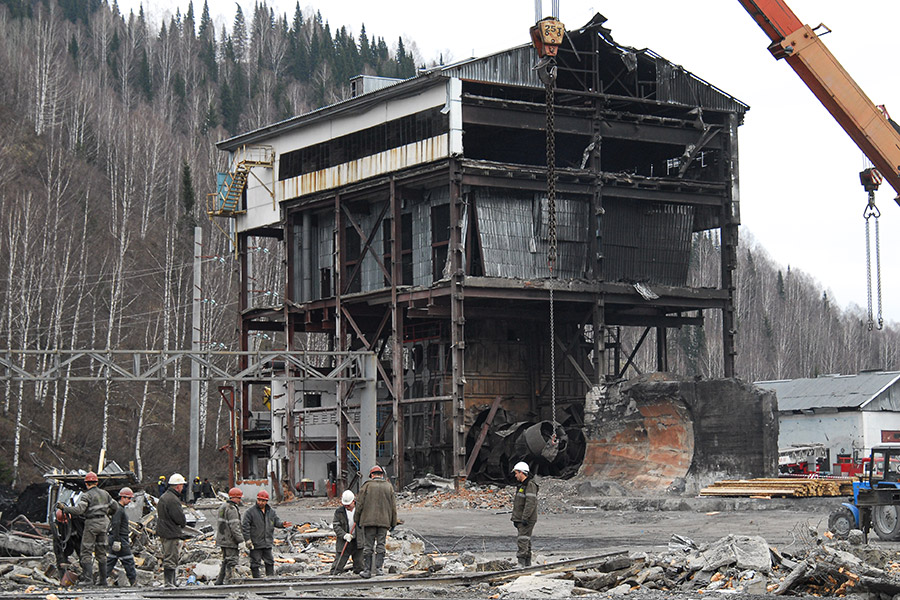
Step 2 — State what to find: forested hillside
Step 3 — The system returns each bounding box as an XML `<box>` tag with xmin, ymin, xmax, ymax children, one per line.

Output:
<box><xmin>0</xmin><ymin>0</ymin><xmax>897</xmax><ymax>488</ymax></box>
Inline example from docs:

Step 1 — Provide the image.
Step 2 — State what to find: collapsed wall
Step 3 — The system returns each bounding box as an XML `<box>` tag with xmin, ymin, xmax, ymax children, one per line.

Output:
<box><xmin>582</xmin><ymin>375</ymin><xmax>778</xmax><ymax>492</ymax></box>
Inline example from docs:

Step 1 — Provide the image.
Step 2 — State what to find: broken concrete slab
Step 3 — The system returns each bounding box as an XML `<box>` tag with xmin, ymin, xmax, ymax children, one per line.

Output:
<box><xmin>687</xmin><ymin>534</ymin><xmax>771</xmax><ymax>573</ymax></box>
<box><xmin>500</xmin><ymin>574</ymin><xmax>575</xmax><ymax>598</ymax></box>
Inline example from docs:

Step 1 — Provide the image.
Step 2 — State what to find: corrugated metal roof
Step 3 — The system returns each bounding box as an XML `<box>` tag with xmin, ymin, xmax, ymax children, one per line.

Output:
<box><xmin>755</xmin><ymin>372</ymin><xmax>900</xmax><ymax>411</ymax></box>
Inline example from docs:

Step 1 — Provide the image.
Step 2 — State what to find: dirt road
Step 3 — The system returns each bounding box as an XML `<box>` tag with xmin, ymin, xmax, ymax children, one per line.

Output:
<box><xmin>277</xmin><ymin>494</ymin><xmax>866</xmax><ymax>561</ymax></box>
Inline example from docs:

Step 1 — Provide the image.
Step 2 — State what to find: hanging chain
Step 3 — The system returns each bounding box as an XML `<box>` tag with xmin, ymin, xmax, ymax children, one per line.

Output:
<box><xmin>545</xmin><ymin>70</ymin><xmax>558</xmax><ymax>435</ymax></box>
<box><xmin>864</xmin><ymin>193</ymin><xmax>883</xmax><ymax>331</ymax></box>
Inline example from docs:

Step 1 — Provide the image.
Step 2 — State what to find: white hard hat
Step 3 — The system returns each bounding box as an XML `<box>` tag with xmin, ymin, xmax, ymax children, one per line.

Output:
<box><xmin>341</xmin><ymin>490</ymin><xmax>355</xmax><ymax>505</ymax></box>
<box><xmin>168</xmin><ymin>473</ymin><xmax>187</xmax><ymax>485</ymax></box>
<box><xmin>512</xmin><ymin>461</ymin><xmax>530</xmax><ymax>474</ymax></box>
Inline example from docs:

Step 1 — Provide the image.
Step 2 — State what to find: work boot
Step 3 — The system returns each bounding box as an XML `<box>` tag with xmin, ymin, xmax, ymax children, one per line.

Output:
<box><xmin>163</xmin><ymin>568</ymin><xmax>175</xmax><ymax>587</ymax></box>
<box><xmin>250</xmin><ymin>566</ymin><xmax>261</xmax><ymax>579</ymax></box>
<box><xmin>374</xmin><ymin>553</ymin><xmax>385</xmax><ymax>576</ymax></box>
<box><xmin>264</xmin><ymin>563</ymin><xmax>275</xmax><ymax>577</ymax></box>
<box><xmin>359</xmin><ymin>556</ymin><xmax>372</xmax><ymax>579</ymax></box>
<box><xmin>80</xmin><ymin>559</ymin><xmax>94</xmax><ymax>584</ymax></box>
<box><xmin>97</xmin><ymin>560</ymin><xmax>108</xmax><ymax>587</ymax></box>
<box><xmin>517</xmin><ymin>557</ymin><xmax>527</xmax><ymax>568</ymax></box>
<box><xmin>525</xmin><ymin>556</ymin><xmax>532</xmax><ymax>567</ymax></box>
<box><xmin>214</xmin><ymin>564</ymin><xmax>226</xmax><ymax>586</ymax></box>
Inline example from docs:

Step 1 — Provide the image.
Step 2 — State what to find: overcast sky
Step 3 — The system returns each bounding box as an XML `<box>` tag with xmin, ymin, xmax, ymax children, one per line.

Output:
<box><xmin>123</xmin><ymin>0</ymin><xmax>900</xmax><ymax>325</ymax></box>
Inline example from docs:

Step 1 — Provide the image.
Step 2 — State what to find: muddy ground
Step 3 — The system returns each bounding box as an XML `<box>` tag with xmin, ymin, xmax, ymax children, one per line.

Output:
<box><xmin>273</xmin><ymin>486</ymin><xmax>865</xmax><ymax>562</ymax></box>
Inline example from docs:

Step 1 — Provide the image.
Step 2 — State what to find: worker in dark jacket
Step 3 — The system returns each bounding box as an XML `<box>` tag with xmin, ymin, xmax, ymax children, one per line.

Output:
<box><xmin>510</xmin><ymin>461</ymin><xmax>538</xmax><ymax>567</ymax></box>
<box><xmin>214</xmin><ymin>487</ymin><xmax>245</xmax><ymax>585</ymax></box>
<box><xmin>354</xmin><ymin>465</ymin><xmax>398</xmax><ymax>578</ymax></box>
<box><xmin>157</xmin><ymin>476</ymin><xmax>167</xmax><ymax>497</ymax></box>
<box><xmin>190</xmin><ymin>477</ymin><xmax>202</xmax><ymax>504</ymax></box>
<box><xmin>330</xmin><ymin>490</ymin><xmax>363</xmax><ymax>575</ymax></box>
<box><xmin>157</xmin><ymin>473</ymin><xmax>188</xmax><ymax>587</ymax></box>
<box><xmin>105</xmin><ymin>487</ymin><xmax>137</xmax><ymax>586</ymax></box>
<box><xmin>241</xmin><ymin>490</ymin><xmax>292</xmax><ymax>578</ymax></box>
<box><xmin>201</xmin><ymin>478</ymin><xmax>214</xmax><ymax>498</ymax></box>
<box><xmin>56</xmin><ymin>471</ymin><xmax>116</xmax><ymax>586</ymax></box>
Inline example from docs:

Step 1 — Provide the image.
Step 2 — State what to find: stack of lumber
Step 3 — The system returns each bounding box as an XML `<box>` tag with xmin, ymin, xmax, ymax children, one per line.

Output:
<box><xmin>699</xmin><ymin>477</ymin><xmax>855</xmax><ymax>498</ymax></box>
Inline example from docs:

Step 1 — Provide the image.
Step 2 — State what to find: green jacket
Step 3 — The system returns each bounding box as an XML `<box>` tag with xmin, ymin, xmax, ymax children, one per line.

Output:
<box><xmin>216</xmin><ymin>500</ymin><xmax>243</xmax><ymax>548</ymax></box>
<box><xmin>66</xmin><ymin>486</ymin><xmax>115</xmax><ymax>524</ymax></box>
<box><xmin>511</xmin><ymin>477</ymin><xmax>538</xmax><ymax>526</ymax></box>
<box><xmin>354</xmin><ymin>478</ymin><xmax>398</xmax><ymax>528</ymax></box>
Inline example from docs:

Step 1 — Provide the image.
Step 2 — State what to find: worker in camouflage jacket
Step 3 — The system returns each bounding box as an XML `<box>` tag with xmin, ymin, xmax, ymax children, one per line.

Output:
<box><xmin>214</xmin><ymin>487</ymin><xmax>245</xmax><ymax>585</ymax></box>
<box><xmin>156</xmin><ymin>473</ymin><xmax>188</xmax><ymax>587</ymax></box>
<box><xmin>353</xmin><ymin>465</ymin><xmax>398</xmax><ymax>578</ymax></box>
<box><xmin>56</xmin><ymin>471</ymin><xmax>116</xmax><ymax>586</ymax></box>
<box><xmin>510</xmin><ymin>461</ymin><xmax>538</xmax><ymax>567</ymax></box>
<box><xmin>105</xmin><ymin>487</ymin><xmax>137</xmax><ymax>586</ymax></box>
<box><xmin>241</xmin><ymin>490</ymin><xmax>292</xmax><ymax>578</ymax></box>
<box><xmin>330</xmin><ymin>490</ymin><xmax>364</xmax><ymax>575</ymax></box>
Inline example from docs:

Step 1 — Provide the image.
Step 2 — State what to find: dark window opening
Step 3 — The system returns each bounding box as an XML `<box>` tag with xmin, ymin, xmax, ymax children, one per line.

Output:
<box><xmin>431</xmin><ymin>204</ymin><xmax>450</xmax><ymax>282</ymax></box>
<box><xmin>279</xmin><ymin>107</ymin><xmax>449</xmax><ymax>181</ymax></box>
<box><xmin>343</xmin><ymin>225</ymin><xmax>361</xmax><ymax>294</ymax></box>
<box><xmin>304</xmin><ymin>393</ymin><xmax>322</xmax><ymax>408</ymax></box>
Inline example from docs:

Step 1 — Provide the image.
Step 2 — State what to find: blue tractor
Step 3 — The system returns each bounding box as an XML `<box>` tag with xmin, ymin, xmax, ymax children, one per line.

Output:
<box><xmin>829</xmin><ymin>445</ymin><xmax>900</xmax><ymax>541</ymax></box>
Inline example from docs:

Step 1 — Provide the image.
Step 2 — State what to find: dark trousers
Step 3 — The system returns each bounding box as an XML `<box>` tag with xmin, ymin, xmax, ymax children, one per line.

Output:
<box><xmin>106</xmin><ymin>548</ymin><xmax>137</xmax><ymax>584</ymax></box>
<box><xmin>331</xmin><ymin>538</ymin><xmax>363</xmax><ymax>574</ymax></box>
<box><xmin>248</xmin><ymin>547</ymin><xmax>274</xmax><ymax>571</ymax></box>
<box><xmin>361</xmin><ymin>526</ymin><xmax>388</xmax><ymax>568</ymax></box>
<box><xmin>515</xmin><ymin>521</ymin><xmax>535</xmax><ymax>562</ymax></box>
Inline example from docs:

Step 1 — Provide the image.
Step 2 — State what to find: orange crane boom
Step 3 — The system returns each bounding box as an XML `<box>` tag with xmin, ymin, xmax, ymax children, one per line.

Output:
<box><xmin>737</xmin><ymin>0</ymin><xmax>900</xmax><ymax>203</ymax></box>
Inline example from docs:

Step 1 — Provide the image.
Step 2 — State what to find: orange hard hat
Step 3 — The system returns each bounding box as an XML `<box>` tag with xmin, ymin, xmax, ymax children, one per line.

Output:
<box><xmin>369</xmin><ymin>464</ymin><xmax>384</xmax><ymax>475</ymax></box>
<box><xmin>84</xmin><ymin>471</ymin><xmax>98</xmax><ymax>483</ymax></box>
<box><xmin>257</xmin><ymin>490</ymin><xmax>270</xmax><ymax>500</ymax></box>
<box><xmin>119</xmin><ymin>487</ymin><xmax>134</xmax><ymax>498</ymax></box>
<box><xmin>228</xmin><ymin>487</ymin><xmax>243</xmax><ymax>499</ymax></box>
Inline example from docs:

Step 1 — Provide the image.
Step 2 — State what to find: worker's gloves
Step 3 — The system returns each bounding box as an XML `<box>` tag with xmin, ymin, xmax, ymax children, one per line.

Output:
<box><xmin>112</xmin><ymin>541</ymin><xmax>121</xmax><ymax>553</ymax></box>
<box><xmin>244</xmin><ymin>541</ymin><xmax>253</xmax><ymax>550</ymax></box>
<box><xmin>343</xmin><ymin>533</ymin><xmax>353</xmax><ymax>542</ymax></box>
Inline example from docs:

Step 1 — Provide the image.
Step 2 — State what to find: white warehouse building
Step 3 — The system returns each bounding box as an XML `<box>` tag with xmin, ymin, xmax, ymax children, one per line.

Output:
<box><xmin>756</xmin><ymin>371</ymin><xmax>900</xmax><ymax>473</ymax></box>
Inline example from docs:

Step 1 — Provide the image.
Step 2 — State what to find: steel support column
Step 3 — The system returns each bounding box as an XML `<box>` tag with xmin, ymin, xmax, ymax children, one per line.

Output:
<box><xmin>722</xmin><ymin>113</ymin><xmax>741</xmax><ymax>378</ymax></box>
<box><xmin>449</xmin><ymin>159</ymin><xmax>466</xmax><ymax>482</ymax></box>
<box><xmin>390</xmin><ymin>178</ymin><xmax>404</xmax><ymax>486</ymax></box>
<box><xmin>334</xmin><ymin>193</ymin><xmax>350</xmax><ymax>488</ymax></box>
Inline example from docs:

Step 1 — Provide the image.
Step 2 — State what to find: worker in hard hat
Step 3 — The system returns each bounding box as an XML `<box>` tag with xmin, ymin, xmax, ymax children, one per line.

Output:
<box><xmin>510</xmin><ymin>461</ymin><xmax>539</xmax><ymax>567</ymax></box>
<box><xmin>330</xmin><ymin>490</ymin><xmax>364</xmax><ymax>575</ymax></box>
<box><xmin>214</xmin><ymin>487</ymin><xmax>245</xmax><ymax>585</ymax></box>
<box><xmin>354</xmin><ymin>465</ymin><xmax>398</xmax><ymax>578</ymax></box>
<box><xmin>157</xmin><ymin>476</ymin><xmax>167</xmax><ymax>497</ymax></box>
<box><xmin>190</xmin><ymin>477</ymin><xmax>202</xmax><ymax>505</ymax></box>
<box><xmin>56</xmin><ymin>471</ymin><xmax>116</xmax><ymax>586</ymax></box>
<box><xmin>106</xmin><ymin>487</ymin><xmax>137</xmax><ymax>586</ymax></box>
<box><xmin>157</xmin><ymin>473</ymin><xmax>188</xmax><ymax>587</ymax></box>
<box><xmin>241</xmin><ymin>490</ymin><xmax>293</xmax><ymax>578</ymax></box>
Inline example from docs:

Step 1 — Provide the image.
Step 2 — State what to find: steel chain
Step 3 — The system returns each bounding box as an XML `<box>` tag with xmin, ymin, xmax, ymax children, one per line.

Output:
<box><xmin>875</xmin><ymin>216</ymin><xmax>883</xmax><ymax>330</ymax></box>
<box><xmin>865</xmin><ymin>216</ymin><xmax>873</xmax><ymax>331</ymax></box>
<box><xmin>545</xmin><ymin>73</ymin><xmax>558</xmax><ymax>432</ymax></box>
<box><xmin>864</xmin><ymin>195</ymin><xmax>883</xmax><ymax>331</ymax></box>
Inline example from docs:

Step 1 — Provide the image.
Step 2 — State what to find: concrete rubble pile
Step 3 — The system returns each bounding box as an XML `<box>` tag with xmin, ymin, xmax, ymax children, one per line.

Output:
<box><xmin>401</xmin><ymin>476</ymin><xmax>513</xmax><ymax>510</ymax></box>
<box><xmin>518</xmin><ymin>531</ymin><xmax>900</xmax><ymax>598</ymax></box>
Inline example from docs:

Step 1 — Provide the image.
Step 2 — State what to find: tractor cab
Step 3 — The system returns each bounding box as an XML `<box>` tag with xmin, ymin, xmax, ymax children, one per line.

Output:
<box><xmin>865</xmin><ymin>445</ymin><xmax>900</xmax><ymax>486</ymax></box>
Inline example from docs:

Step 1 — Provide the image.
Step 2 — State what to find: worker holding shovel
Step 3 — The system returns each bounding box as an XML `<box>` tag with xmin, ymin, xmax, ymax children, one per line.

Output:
<box><xmin>330</xmin><ymin>490</ymin><xmax>364</xmax><ymax>575</ymax></box>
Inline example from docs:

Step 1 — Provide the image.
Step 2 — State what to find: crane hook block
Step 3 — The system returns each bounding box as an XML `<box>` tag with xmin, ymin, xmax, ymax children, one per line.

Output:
<box><xmin>530</xmin><ymin>18</ymin><xmax>565</xmax><ymax>58</ymax></box>
<box><xmin>860</xmin><ymin>167</ymin><xmax>883</xmax><ymax>193</ymax></box>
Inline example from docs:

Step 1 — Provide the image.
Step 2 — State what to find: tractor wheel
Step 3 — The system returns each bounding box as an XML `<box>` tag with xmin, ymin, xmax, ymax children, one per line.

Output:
<box><xmin>827</xmin><ymin>506</ymin><xmax>855</xmax><ymax>540</ymax></box>
<box><xmin>872</xmin><ymin>505</ymin><xmax>900</xmax><ymax>540</ymax></box>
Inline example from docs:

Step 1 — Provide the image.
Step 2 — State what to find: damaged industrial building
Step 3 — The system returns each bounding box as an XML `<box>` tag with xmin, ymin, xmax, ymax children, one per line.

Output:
<box><xmin>211</xmin><ymin>14</ymin><xmax>776</xmax><ymax>494</ymax></box>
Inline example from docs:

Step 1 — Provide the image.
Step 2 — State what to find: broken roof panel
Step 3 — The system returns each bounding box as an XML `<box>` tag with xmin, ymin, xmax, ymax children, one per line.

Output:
<box><xmin>756</xmin><ymin>371</ymin><xmax>900</xmax><ymax>412</ymax></box>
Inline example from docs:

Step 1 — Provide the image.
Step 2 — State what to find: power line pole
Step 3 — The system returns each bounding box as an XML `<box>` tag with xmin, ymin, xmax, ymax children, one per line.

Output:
<box><xmin>189</xmin><ymin>226</ymin><xmax>202</xmax><ymax>498</ymax></box>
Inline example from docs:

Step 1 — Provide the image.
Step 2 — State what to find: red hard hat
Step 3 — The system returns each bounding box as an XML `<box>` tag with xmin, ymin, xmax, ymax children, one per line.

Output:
<box><xmin>257</xmin><ymin>490</ymin><xmax>270</xmax><ymax>500</ymax></box>
<box><xmin>55</xmin><ymin>508</ymin><xmax>68</xmax><ymax>523</ymax></box>
<box><xmin>84</xmin><ymin>471</ymin><xmax>98</xmax><ymax>483</ymax></box>
<box><xmin>119</xmin><ymin>487</ymin><xmax>134</xmax><ymax>498</ymax></box>
<box><xmin>369</xmin><ymin>465</ymin><xmax>384</xmax><ymax>475</ymax></box>
<box><xmin>228</xmin><ymin>487</ymin><xmax>243</xmax><ymax>499</ymax></box>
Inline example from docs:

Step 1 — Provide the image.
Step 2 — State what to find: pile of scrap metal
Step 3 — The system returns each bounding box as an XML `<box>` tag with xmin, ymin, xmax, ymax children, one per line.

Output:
<box><xmin>465</xmin><ymin>406</ymin><xmax>586</xmax><ymax>483</ymax></box>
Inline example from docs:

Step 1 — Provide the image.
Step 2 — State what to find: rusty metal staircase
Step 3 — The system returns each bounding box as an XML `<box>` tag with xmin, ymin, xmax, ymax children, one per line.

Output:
<box><xmin>208</xmin><ymin>145</ymin><xmax>275</xmax><ymax>218</ymax></box>
<box><xmin>208</xmin><ymin>145</ymin><xmax>275</xmax><ymax>255</ymax></box>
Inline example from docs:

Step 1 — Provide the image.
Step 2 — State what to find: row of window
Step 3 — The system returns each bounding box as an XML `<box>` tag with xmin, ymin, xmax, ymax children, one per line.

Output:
<box><xmin>279</xmin><ymin>107</ymin><xmax>449</xmax><ymax>181</ymax></box>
